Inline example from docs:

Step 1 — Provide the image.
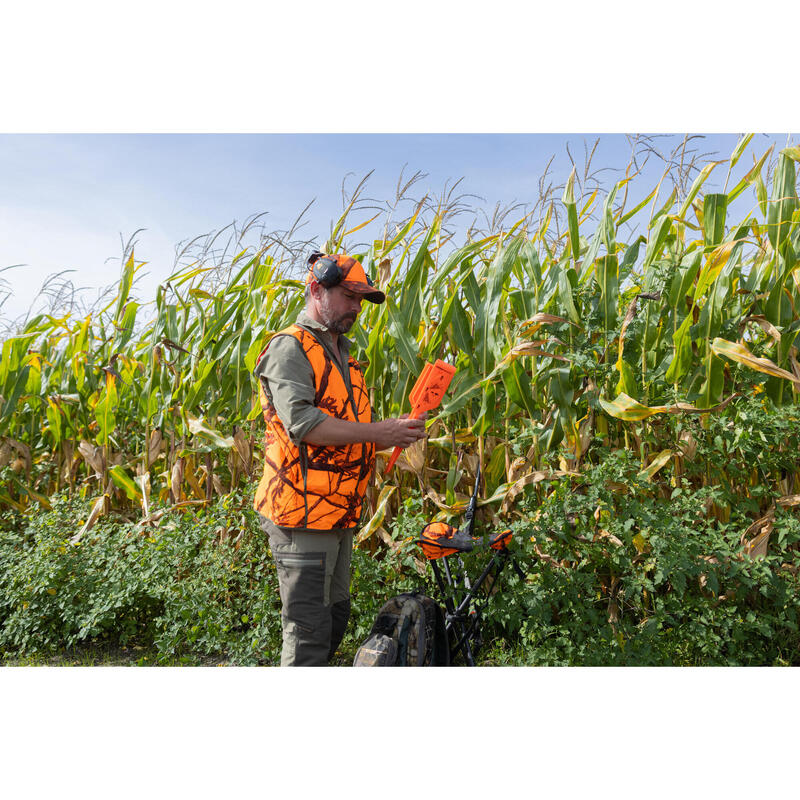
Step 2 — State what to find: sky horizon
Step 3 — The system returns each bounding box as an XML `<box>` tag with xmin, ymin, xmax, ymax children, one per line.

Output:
<box><xmin>1</xmin><ymin>132</ymin><xmax>795</xmax><ymax>328</ymax></box>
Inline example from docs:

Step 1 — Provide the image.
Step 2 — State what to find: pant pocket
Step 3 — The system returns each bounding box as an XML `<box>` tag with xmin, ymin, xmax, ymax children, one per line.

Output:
<box><xmin>274</xmin><ymin>551</ymin><xmax>326</xmax><ymax>632</ymax></box>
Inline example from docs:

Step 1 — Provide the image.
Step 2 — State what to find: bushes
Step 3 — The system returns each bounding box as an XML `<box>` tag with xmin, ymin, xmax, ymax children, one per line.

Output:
<box><xmin>0</xmin><ymin>491</ymin><xmax>285</xmax><ymax>664</ymax></box>
<box><xmin>2</xmin><ymin>442</ymin><xmax>799</xmax><ymax>666</ymax></box>
<box><xmin>486</xmin><ymin>450</ymin><xmax>800</xmax><ymax>666</ymax></box>
<box><xmin>0</xmin><ymin>488</ymin><xmax>430</xmax><ymax>665</ymax></box>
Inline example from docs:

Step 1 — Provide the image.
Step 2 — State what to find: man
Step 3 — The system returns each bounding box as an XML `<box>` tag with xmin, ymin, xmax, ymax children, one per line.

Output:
<box><xmin>253</xmin><ymin>251</ymin><xmax>427</xmax><ymax>666</ymax></box>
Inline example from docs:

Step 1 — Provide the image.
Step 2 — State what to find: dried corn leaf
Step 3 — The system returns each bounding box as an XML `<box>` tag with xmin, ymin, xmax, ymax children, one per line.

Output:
<box><xmin>396</xmin><ymin>439</ymin><xmax>425</xmax><ymax>475</ymax></box>
<box><xmin>184</xmin><ymin>467</ymin><xmax>206</xmax><ymax>501</ymax></box>
<box><xmin>376</xmin><ymin>526</ymin><xmax>403</xmax><ymax>553</ymax></box>
<box><xmin>519</xmin><ymin>313</ymin><xmax>576</xmax><ymax>331</ymax></box>
<box><xmin>529</xmin><ymin>540</ymin><xmax>564</xmax><ymax>569</ymax></box>
<box><xmin>232</xmin><ymin>426</ymin><xmax>252</xmax><ymax>476</ymax></box>
<box><xmin>0</xmin><ymin>440</ymin><xmax>13</xmax><ymax>467</ymax></box>
<box><xmin>356</xmin><ymin>484</ymin><xmax>396</xmax><ymax>544</ymax></box>
<box><xmin>618</xmin><ymin>296</ymin><xmax>639</xmax><ymax>349</ymax></box>
<box><xmin>638</xmin><ymin>449</ymin><xmax>674</xmax><ymax>481</ymax></box>
<box><xmin>600</xmin><ymin>391</ymin><xmax>741</xmax><ymax>421</ymax></box>
<box><xmin>505</xmin><ymin>343</ymin><xmax>570</xmax><ymax>362</ymax></box>
<box><xmin>136</xmin><ymin>472</ymin><xmax>151</xmax><ymax>517</ymax></box>
<box><xmin>71</xmin><ymin>486</ymin><xmax>111</xmax><ymax>543</ymax></box>
<box><xmin>678</xmin><ymin>430</ymin><xmax>698</xmax><ymax>460</ymax></box>
<box><xmin>741</xmin><ymin>508</ymin><xmax>775</xmax><ymax>558</ymax></box>
<box><xmin>378</xmin><ymin>258</ymin><xmax>392</xmax><ymax>287</ymax></box>
<box><xmin>740</xmin><ymin>315</ymin><xmax>783</xmax><ymax>346</ymax></box>
<box><xmin>425</xmin><ymin>488</ymin><xmax>468</xmax><ymax>514</ymax></box>
<box><xmin>170</xmin><ymin>457</ymin><xmax>185</xmax><ymax>503</ymax></box>
<box><xmin>7</xmin><ymin>438</ymin><xmax>32</xmax><ymax>473</ymax></box>
<box><xmin>595</xmin><ymin>529</ymin><xmax>624</xmax><ymax>547</ymax></box>
<box><xmin>711</xmin><ymin>338</ymin><xmax>800</xmax><ymax>387</ymax></box>
<box><xmin>78</xmin><ymin>440</ymin><xmax>105</xmax><ymax>477</ymax></box>
<box><xmin>148</xmin><ymin>428</ymin><xmax>163</xmax><ymax>464</ymax></box>
<box><xmin>789</xmin><ymin>347</ymin><xmax>800</xmax><ymax>382</ymax></box>
<box><xmin>507</xmin><ymin>456</ymin><xmax>529</xmax><ymax>484</ymax></box>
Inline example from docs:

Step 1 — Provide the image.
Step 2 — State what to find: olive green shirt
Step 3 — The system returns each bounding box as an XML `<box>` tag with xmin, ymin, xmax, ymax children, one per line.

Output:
<box><xmin>254</xmin><ymin>309</ymin><xmax>359</xmax><ymax>535</ymax></box>
<box><xmin>254</xmin><ymin>309</ymin><xmax>355</xmax><ymax>445</ymax></box>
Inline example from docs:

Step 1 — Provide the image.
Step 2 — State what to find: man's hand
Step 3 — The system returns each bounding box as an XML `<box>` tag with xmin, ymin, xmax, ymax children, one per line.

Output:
<box><xmin>371</xmin><ymin>414</ymin><xmax>427</xmax><ymax>451</ymax></box>
<box><xmin>303</xmin><ymin>412</ymin><xmax>428</xmax><ymax>449</ymax></box>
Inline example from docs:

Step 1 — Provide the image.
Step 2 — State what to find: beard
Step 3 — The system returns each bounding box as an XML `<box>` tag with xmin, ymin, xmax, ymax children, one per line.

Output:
<box><xmin>326</xmin><ymin>316</ymin><xmax>355</xmax><ymax>334</ymax></box>
<box><xmin>319</xmin><ymin>296</ymin><xmax>357</xmax><ymax>334</ymax></box>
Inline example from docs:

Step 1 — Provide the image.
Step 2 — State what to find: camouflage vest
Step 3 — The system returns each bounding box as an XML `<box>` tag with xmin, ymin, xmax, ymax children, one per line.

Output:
<box><xmin>253</xmin><ymin>324</ymin><xmax>375</xmax><ymax>531</ymax></box>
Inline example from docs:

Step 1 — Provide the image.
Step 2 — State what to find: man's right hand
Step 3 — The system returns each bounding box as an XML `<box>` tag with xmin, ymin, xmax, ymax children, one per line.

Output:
<box><xmin>303</xmin><ymin>413</ymin><xmax>428</xmax><ymax>449</ymax></box>
<box><xmin>371</xmin><ymin>415</ymin><xmax>427</xmax><ymax>450</ymax></box>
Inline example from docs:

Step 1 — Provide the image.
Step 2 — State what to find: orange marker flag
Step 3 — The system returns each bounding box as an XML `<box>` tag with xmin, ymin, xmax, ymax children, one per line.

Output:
<box><xmin>385</xmin><ymin>359</ymin><xmax>456</xmax><ymax>474</ymax></box>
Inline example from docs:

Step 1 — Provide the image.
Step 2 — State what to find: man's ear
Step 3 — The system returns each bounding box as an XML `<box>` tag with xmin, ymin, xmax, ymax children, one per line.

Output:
<box><xmin>307</xmin><ymin>280</ymin><xmax>323</xmax><ymax>302</ymax></box>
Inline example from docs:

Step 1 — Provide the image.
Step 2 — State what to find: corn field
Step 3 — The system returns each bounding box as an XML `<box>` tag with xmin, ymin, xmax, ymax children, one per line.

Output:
<box><xmin>1</xmin><ymin>135</ymin><xmax>799</xmax><ymax>552</ymax></box>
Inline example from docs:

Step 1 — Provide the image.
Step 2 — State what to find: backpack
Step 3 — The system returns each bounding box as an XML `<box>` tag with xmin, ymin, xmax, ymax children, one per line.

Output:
<box><xmin>353</xmin><ymin>592</ymin><xmax>449</xmax><ymax>667</ymax></box>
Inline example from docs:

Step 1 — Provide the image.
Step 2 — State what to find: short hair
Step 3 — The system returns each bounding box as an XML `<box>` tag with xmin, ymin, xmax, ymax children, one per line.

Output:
<box><xmin>305</xmin><ymin>282</ymin><xmax>330</xmax><ymax>303</ymax></box>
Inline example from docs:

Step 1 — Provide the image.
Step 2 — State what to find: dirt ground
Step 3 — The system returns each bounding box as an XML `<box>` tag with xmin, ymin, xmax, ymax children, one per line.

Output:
<box><xmin>1</xmin><ymin>643</ymin><xmax>231</xmax><ymax>667</ymax></box>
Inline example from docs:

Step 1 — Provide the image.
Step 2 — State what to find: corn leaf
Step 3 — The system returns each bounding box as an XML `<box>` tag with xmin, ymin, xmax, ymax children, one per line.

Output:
<box><xmin>710</xmin><ymin>338</ymin><xmax>800</xmax><ymax>386</ymax></box>
<box><xmin>109</xmin><ymin>465</ymin><xmax>142</xmax><ymax>501</ymax></box>
<box><xmin>599</xmin><ymin>394</ymin><xmax>670</xmax><ymax>421</ymax></box>
<box><xmin>356</xmin><ymin>484</ymin><xmax>397</xmax><ymax>544</ymax></box>
<box><xmin>562</xmin><ymin>168</ymin><xmax>580</xmax><ymax>262</ymax></box>
<box><xmin>638</xmin><ymin>449</ymin><xmax>674</xmax><ymax>481</ymax></box>
<box><xmin>186</xmin><ymin>413</ymin><xmax>235</xmax><ymax>449</ymax></box>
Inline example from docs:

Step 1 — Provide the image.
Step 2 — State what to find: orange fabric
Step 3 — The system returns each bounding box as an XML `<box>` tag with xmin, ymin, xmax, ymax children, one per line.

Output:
<box><xmin>337</xmin><ymin>256</ymin><xmax>374</xmax><ymax>294</ymax></box>
<box><xmin>418</xmin><ymin>522</ymin><xmax>461</xmax><ymax>560</ymax></box>
<box><xmin>253</xmin><ymin>324</ymin><xmax>375</xmax><ymax>531</ymax></box>
<box><xmin>304</xmin><ymin>254</ymin><xmax>378</xmax><ymax>296</ymax></box>
<box><xmin>490</xmin><ymin>529</ymin><xmax>513</xmax><ymax>551</ymax></box>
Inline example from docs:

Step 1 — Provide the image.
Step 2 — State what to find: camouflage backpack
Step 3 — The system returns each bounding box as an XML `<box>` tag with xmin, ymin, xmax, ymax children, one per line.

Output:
<box><xmin>353</xmin><ymin>592</ymin><xmax>449</xmax><ymax>667</ymax></box>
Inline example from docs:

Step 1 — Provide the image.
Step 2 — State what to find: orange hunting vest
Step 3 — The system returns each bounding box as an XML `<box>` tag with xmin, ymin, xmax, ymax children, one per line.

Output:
<box><xmin>253</xmin><ymin>324</ymin><xmax>375</xmax><ymax>531</ymax></box>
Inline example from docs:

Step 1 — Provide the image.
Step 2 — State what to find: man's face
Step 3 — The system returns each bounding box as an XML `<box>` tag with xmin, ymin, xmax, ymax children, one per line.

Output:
<box><xmin>316</xmin><ymin>284</ymin><xmax>364</xmax><ymax>334</ymax></box>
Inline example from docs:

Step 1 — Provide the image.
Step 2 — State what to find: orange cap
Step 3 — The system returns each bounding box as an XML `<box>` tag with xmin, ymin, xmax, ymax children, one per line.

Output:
<box><xmin>305</xmin><ymin>253</ymin><xmax>385</xmax><ymax>304</ymax></box>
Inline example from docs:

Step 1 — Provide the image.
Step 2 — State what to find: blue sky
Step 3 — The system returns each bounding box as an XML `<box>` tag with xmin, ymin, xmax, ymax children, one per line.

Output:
<box><xmin>2</xmin><ymin>132</ymin><xmax>794</xmax><ymax>325</ymax></box>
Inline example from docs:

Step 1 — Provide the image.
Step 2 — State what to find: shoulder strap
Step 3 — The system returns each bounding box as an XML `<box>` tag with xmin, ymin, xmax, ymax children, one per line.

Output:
<box><xmin>396</xmin><ymin>613</ymin><xmax>413</xmax><ymax>666</ymax></box>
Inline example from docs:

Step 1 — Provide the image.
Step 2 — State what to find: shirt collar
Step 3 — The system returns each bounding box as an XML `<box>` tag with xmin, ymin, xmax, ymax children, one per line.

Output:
<box><xmin>296</xmin><ymin>309</ymin><xmax>354</xmax><ymax>354</ymax></box>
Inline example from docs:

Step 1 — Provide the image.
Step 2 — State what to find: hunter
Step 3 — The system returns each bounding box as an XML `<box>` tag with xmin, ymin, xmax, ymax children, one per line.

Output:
<box><xmin>253</xmin><ymin>251</ymin><xmax>427</xmax><ymax>666</ymax></box>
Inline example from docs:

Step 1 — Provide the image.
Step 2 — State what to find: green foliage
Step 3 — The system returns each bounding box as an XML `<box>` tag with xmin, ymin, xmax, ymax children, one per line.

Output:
<box><xmin>0</xmin><ymin>489</ymin><xmax>283</xmax><ymax>664</ymax></box>
<box><xmin>690</xmin><ymin>400</ymin><xmax>800</xmax><ymax>496</ymax></box>
<box><xmin>0</xmin><ymin>485</ymin><xmax>438</xmax><ymax>666</ymax></box>
<box><xmin>2</xmin><ymin>440</ymin><xmax>799</xmax><ymax>665</ymax></box>
<box><xmin>486</xmin><ymin>449</ymin><xmax>800</xmax><ymax>665</ymax></box>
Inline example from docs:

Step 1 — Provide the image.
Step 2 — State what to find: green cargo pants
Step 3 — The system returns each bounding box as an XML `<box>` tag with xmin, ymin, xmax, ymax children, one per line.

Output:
<box><xmin>259</xmin><ymin>515</ymin><xmax>353</xmax><ymax>666</ymax></box>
